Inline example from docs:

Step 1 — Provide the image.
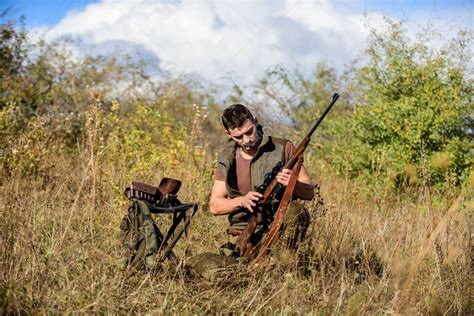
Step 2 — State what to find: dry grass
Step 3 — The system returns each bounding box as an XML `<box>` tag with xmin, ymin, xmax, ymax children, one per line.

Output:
<box><xmin>0</xmin><ymin>103</ymin><xmax>472</xmax><ymax>314</ymax></box>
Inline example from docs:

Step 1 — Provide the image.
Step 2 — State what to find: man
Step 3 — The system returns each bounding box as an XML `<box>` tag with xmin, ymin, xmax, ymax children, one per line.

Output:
<box><xmin>187</xmin><ymin>104</ymin><xmax>318</xmax><ymax>281</ymax></box>
<box><xmin>209</xmin><ymin>103</ymin><xmax>315</xmax><ymax>253</ymax></box>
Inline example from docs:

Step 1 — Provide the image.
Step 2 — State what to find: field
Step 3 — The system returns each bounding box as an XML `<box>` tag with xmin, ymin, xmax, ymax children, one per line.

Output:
<box><xmin>1</xmin><ymin>18</ymin><xmax>473</xmax><ymax>314</ymax></box>
<box><xmin>1</xmin><ymin>111</ymin><xmax>472</xmax><ymax>313</ymax></box>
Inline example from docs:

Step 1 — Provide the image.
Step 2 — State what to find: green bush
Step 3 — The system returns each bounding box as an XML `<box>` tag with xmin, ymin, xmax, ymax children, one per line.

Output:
<box><xmin>345</xmin><ymin>21</ymin><xmax>473</xmax><ymax>188</ymax></box>
<box><xmin>244</xmin><ymin>21</ymin><xmax>472</xmax><ymax>190</ymax></box>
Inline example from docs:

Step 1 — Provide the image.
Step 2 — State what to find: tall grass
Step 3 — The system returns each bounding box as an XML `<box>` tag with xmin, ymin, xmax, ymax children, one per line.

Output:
<box><xmin>0</xmin><ymin>95</ymin><xmax>472</xmax><ymax>314</ymax></box>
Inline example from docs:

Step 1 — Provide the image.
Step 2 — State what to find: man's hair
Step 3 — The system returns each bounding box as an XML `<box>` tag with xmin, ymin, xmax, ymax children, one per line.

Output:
<box><xmin>221</xmin><ymin>104</ymin><xmax>254</xmax><ymax>130</ymax></box>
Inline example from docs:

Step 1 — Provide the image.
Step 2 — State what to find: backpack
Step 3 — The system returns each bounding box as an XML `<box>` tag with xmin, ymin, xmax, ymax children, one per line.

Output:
<box><xmin>120</xmin><ymin>199</ymin><xmax>164</xmax><ymax>271</ymax></box>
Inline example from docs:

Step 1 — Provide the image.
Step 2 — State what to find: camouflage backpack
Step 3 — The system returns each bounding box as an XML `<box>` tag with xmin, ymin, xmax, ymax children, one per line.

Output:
<box><xmin>120</xmin><ymin>199</ymin><xmax>164</xmax><ymax>270</ymax></box>
<box><xmin>120</xmin><ymin>179</ymin><xmax>197</xmax><ymax>271</ymax></box>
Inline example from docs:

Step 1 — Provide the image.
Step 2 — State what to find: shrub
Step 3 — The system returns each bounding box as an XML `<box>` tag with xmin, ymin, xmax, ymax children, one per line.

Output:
<box><xmin>334</xmin><ymin>21</ymin><xmax>473</xmax><ymax>188</ymax></box>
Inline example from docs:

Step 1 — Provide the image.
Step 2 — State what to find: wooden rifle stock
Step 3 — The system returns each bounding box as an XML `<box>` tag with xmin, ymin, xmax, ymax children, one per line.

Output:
<box><xmin>236</xmin><ymin>93</ymin><xmax>340</xmax><ymax>258</ymax></box>
<box><xmin>253</xmin><ymin>156</ymin><xmax>304</xmax><ymax>263</ymax></box>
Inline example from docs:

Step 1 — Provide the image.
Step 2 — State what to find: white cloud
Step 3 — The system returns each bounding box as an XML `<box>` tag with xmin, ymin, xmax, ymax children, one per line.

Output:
<box><xmin>31</xmin><ymin>0</ymin><xmax>471</xmax><ymax>85</ymax></box>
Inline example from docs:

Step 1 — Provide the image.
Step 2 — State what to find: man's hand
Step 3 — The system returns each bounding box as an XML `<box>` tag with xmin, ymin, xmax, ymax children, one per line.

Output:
<box><xmin>238</xmin><ymin>191</ymin><xmax>263</xmax><ymax>212</ymax></box>
<box><xmin>276</xmin><ymin>168</ymin><xmax>292</xmax><ymax>186</ymax></box>
<box><xmin>275</xmin><ymin>165</ymin><xmax>315</xmax><ymax>200</ymax></box>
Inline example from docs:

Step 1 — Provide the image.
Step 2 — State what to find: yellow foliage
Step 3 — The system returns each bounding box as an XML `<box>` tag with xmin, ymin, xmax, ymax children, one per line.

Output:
<box><xmin>403</xmin><ymin>164</ymin><xmax>418</xmax><ymax>185</ymax></box>
<box><xmin>387</xmin><ymin>168</ymin><xmax>398</xmax><ymax>181</ymax></box>
<box><xmin>431</xmin><ymin>151</ymin><xmax>450</xmax><ymax>170</ymax></box>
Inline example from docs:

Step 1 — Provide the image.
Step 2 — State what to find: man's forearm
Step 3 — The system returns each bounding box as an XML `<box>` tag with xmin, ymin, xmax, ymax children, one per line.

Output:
<box><xmin>209</xmin><ymin>196</ymin><xmax>242</xmax><ymax>215</ymax></box>
<box><xmin>294</xmin><ymin>181</ymin><xmax>315</xmax><ymax>200</ymax></box>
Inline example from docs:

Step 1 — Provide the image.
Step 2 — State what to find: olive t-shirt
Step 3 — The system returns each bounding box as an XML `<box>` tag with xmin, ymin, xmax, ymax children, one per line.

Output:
<box><xmin>215</xmin><ymin>141</ymin><xmax>296</xmax><ymax>195</ymax></box>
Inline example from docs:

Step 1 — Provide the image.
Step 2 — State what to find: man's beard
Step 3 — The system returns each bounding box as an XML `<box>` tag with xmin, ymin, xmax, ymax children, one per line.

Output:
<box><xmin>242</xmin><ymin>127</ymin><xmax>263</xmax><ymax>151</ymax></box>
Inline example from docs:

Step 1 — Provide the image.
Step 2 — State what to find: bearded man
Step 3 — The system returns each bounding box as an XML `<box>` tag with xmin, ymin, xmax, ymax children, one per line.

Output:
<box><xmin>187</xmin><ymin>104</ymin><xmax>320</xmax><ymax>280</ymax></box>
<box><xmin>209</xmin><ymin>104</ymin><xmax>316</xmax><ymax>253</ymax></box>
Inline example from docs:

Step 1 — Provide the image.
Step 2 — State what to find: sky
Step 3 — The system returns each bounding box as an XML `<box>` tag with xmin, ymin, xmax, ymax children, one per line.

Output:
<box><xmin>1</xmin><ymin>0</ymin><xmax>472</xmax><ymax>84</ymax></box>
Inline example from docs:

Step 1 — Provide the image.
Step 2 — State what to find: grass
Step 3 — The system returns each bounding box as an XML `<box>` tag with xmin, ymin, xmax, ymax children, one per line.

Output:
<box><xmin>0</xmin><ymin>101</ymin><xmax>472</xmax><ymax>314</ymax></box>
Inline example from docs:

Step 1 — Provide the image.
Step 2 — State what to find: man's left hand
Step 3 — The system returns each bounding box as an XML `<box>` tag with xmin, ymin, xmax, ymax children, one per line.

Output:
<box><xmin>276</xmin><ymin>168</ymin><xmax>292</xmax><ymax>186</ymax></box>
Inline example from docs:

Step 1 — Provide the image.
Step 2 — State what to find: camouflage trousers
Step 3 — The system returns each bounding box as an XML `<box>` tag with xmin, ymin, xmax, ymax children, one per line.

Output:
<box><xmin>187</xmin><ymin>201</ymin><xmax>310</xmax><ymax>281</ymax></box>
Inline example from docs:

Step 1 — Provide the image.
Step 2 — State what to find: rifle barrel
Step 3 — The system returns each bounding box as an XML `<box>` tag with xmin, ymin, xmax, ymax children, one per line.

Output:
<box><xmin>307</xmin><ymin>93</ymin><xmax>339</xmax><ymax>139</ymax></box>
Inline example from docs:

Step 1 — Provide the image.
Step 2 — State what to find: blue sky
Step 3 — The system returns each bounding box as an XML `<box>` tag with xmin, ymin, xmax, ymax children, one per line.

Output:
<box><xmin>1</xmin><ymin>0</ymin><xmax>94</xmax><ymax>27</ymax></box>
<box><xmin>1</xmin><ymin>0</ymin><xmax>471</xmax><ymax>83</ymax></box>
<box><xmin>2</xmin><ymin>0</ymin><xmax>471</xmax><ymax>28</ymax></box>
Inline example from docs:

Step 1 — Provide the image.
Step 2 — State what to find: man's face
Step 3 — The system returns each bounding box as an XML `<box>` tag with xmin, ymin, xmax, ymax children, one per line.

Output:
<box><xmin>225</xmin><ymin>118</ymin><xmax>261</xmax><ymax>151</ymax></box>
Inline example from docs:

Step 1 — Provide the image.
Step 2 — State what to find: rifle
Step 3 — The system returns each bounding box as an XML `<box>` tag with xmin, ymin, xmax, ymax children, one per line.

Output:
<box><xmin>235</xmin><ymin>93</ymin><xmax>340</xmax><ymax>259</ymax></box>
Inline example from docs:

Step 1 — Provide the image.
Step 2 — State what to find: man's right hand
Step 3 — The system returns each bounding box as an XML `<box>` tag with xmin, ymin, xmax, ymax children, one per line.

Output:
<box><xmin>238</xmin><ymin>191</ymin><xmax>263</xmax><ymax>212</ymax></box>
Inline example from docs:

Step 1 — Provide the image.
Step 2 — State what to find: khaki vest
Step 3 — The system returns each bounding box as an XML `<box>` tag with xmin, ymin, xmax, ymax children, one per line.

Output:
<box><xmin>216</xmin><ymin>127</ymin><xmax>288</xmax><ymax>226</ymax></box>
